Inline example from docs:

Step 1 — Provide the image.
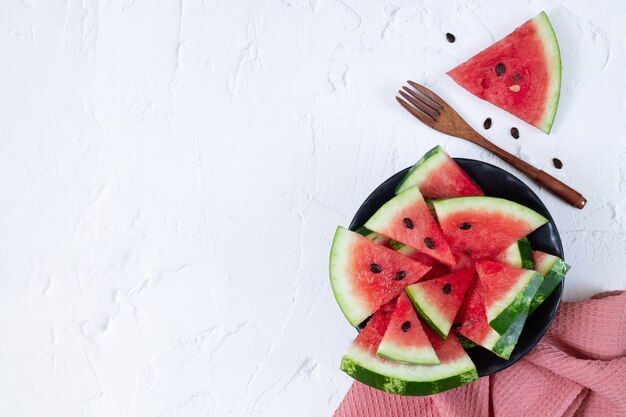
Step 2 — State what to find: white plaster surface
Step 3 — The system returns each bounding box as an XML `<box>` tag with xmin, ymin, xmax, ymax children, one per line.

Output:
<box><xmin>0</xmin><ymin>1</ymin><xmax>624</xmax><ymax>416</ymax></box>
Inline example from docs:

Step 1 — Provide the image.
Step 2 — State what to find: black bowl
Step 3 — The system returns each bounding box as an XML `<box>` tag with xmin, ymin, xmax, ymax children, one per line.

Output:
<box><xmin>349</xmin><ymin>158</ymin><xmax>563</xmax><ymax>377</ymax></box>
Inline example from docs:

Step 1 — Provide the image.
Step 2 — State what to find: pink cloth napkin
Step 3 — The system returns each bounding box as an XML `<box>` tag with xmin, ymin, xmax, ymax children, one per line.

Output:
<box><xmin>333</xmin><ymin>291</ymin><xmax>626</xmax><ymax>417</ymax></box>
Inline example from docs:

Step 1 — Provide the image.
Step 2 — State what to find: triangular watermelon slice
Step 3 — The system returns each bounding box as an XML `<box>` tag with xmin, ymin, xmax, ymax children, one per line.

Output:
<box><xmin>365</xmin><ymin>186</ymin><xmax>455</xmax><ymax>266</ymax></box>
<box><xmin>433</xmin><ymin>196</ymin><xmax>548</xmax><ymax>260</ymax></box>
<box><xmin>476</xmin><ymin>260</ymin><xmax>542</xmax><ymax>334</ymax></box>
<box><xmin>340</xmin><ymin>301</ymin><xmax>478</xmax><ymax>396</ymax></box>
<box><xmin>447</xmin><ymin>12</ymin><xmax>561</xmax><ymax>134</ymax></box>
<box><xmin>329</xmin><ymin>227</ymin><xmax>431</xmax><ymax>326</ymax></box>
<box><xmin>494</xmin><ymin>238</ymin><xmax>534</xmax><ymax>269</ymax></box>
<box><xmin>377</xmin><ymin>292</ymin><xmax>439</xmax><ymax>364</ymax></box>
<box><xmin>405</xmin><ymin>268</ymin><xmax>474</xmax><ymax>339</ymax></box>
<box><xmin>528</xmin><ymin>251</ymin><xmax>570</xmax><ymax>314</ymax></box>
<box><xmin>454</xmin><ymin>276</ymin><xmax>528</xmax><ymax>360</ymax></box>
<box><xmin>396</xmin><ymin>145</ymin><xmax>484</xmax><ymax>198</ymax></box>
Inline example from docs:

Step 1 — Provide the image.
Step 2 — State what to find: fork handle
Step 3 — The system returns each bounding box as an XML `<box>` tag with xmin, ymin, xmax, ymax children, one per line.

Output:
<box><xmin>472</xmin><ymin>134</ymin><xmax>587</xmax><ymax>209</ymax></box>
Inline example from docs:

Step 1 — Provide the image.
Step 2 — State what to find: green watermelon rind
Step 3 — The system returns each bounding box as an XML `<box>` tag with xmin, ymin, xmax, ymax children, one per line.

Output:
<box><xmin>491</xmin><ymin>308</ymin><xmax>530</xmax><ymax>359</ymax></box>
<box><xmin>329</xmin><ymin>227</ymin><xmax>373</xmax><ymax>326</ymax></box>
<box><xmin>518</xmin><ymin>238</ymin><xmax>535</xmax><ymax>270</ymax></box>
<box><xmin>534</xmin><ymin>11</ymin><xmax>562</xmax><ymax>134</ymax></box>
<box><xmin>489</xmin><ymin>272</ymin><xmax>542</xmax><ymax>335</ymax></box>
<box><xmin>405</xmin><ymin>286</ymin><xmax>449</xmax><ymax>340</ymax></box>
<box><xmin>528</xmin><ymin>256</ymin><xmax>570</xmax><ymax>314</ymax></box>
<box><xmin>340</xmin><ymin>345</ymin><xmax>478</xmax><ymax>396</ymax></box>
<box><xmin>434</xmin><ymin>196</ymin><xmax>549</xmax><ymax>230</ymax></box>
<box><xmin>395</xmin><ymin>145</ymin><xmax>446</xmax><ymax>195</ymax></box>
<box><xmin>456</xmin><ymin>334</ymin><xmax>477</xmax><ymax>349</ymax></box>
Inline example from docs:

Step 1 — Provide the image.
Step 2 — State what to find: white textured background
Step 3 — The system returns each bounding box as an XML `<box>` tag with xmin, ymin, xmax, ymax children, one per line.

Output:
<box><xmin>0</xmin><ymin>1</ymin><xmax>624</xmax><ymax>416</ymax></box>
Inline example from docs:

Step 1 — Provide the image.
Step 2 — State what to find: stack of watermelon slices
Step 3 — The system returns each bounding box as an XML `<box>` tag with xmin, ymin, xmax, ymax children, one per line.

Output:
<box><xmin>330</xmin><ymin>145</ymin><xmax>570</xmax><ymax>396</ymax></box>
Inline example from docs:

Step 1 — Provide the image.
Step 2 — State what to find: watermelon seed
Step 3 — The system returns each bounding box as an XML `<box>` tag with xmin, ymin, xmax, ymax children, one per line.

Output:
<box><xmin>401</xmin><ymin>321</ymin><xmax>411</xmax><ymax>332</ymax></box>
<box><xmin>552</xmin><ymin>158</ymin><xmax>563</xmax><ymax>169</ymax></box>
<box><xmin>423</xmin><ymin>237</ymin><xmax>435</xmax><ymax>249</ymax></box>
<box><xmin>446</xmin><ymin>33</ymin><xmax>455</xmax><ymax>43</ymax></box>
<box><xmin>459</xmin><ymin>222</ymin><xmax>472</xmax><ymax>230</ymax></box>
<box><xmin>483</xmin><ymin>118</ymin><xmax>492</xmax><ymax>129</ymax></box>
<box><xmin>495</xmin><ymin>63</ymin><xmax>505</xmax><ymax>76</ymax></box>
<box><xmin>442</xmin><ymin>283</ymin><xmax>451</xmax><ymax>294</ymax></box>
<box><xmin>393</xmin><ymin>271</ymin><xmax>406</xmax><ymax>281</ymax></box>
<box><xmin>403</xmin><ymin>217</ymin><xmax>414</xmax><ymax>229</ymax></box>
<box><xmin>452</xmin><ymin>322</ymin><xmax>462</xmax><ymax>329</ymax></box>
<box><xmin>509</xmin><ymin>84</ymin><xmax>521</xmax><ymax>93</ymax></box>
<box><xmin>463</xmin><ymin>249</ymin><xmax>472</xmax><ymax>256</ymax></box>
<box><xmin>510</xmin><ymin>127</ymin><xmax>520</xmax><ymax>139</ymax></box>
<box><xmin>369</xmin><ymin>263</ymin><xmax>382</xmax><ymax>273</ymax></box>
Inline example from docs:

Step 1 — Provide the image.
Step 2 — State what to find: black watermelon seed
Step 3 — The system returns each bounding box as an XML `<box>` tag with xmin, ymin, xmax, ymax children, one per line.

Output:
<box><xmin>443</xmin><ymin>283</ymin><xmax>452</xmax><ymax>294</ymax></box>
<box><xmin>446</xmin><ymin>33</ymin><xmax>456</xmax><ymax>43</ymax></box>
<box><xmin>552</xmin><ymin>158</ymin><xmax>563</xmax><ymax>169</ymax></box>
<box><xmin>495</xmin><ymin>63</ymin><xmax>505</xmax><ymax>76</ymax></box>
<box><xmin>369</xmin><ymin>263</ymin><xmax>382</xmax><ymax>273</ymax></box>
<box><xmin>401</xmin><ymin>321</ymin><xmax>411</xmax><ymax>332</ymax></box>
<box><xmin>459</xmin><ymin>222</ymin><xmax>472</xmax><ymax>230</ymax></box>
<box><xmin>393</xmin><ymin>271</ymin><xmax>406</xmax><ymax>281</ymax></box>
<box><xmin>452</xmin><ymin>322</ymin><xmax>462</xmax><ymax>329</ymax></box>
<box><xmin>424</xmin><ymin>237</ymin><xmax>435</xmax><ymax>249</ymax></box>
<box><xmin>403</xmin><ymin>217</ymin><xmax>414</xmax><ymax>229</ymax></box>
<box><xmin>510</xmin><ymin>127</ymin><xmax>520</xmax><ymax>139</ymax></box>
<box><xmin>483</xmin><ymin>118</ymin><xmax>492</xmax><ymax>129</ymax></box>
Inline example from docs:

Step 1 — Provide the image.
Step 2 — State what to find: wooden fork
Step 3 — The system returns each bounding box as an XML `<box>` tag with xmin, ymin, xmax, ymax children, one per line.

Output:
<box><xmin>396</xmin><ymin>81</ymin><xmax>587</xmax><ymax>209</ymax></box>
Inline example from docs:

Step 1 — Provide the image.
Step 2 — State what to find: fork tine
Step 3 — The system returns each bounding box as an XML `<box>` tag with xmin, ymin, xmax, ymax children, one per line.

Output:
<box><xmin>407</xmin><ymin>81</ymin><xmax>444</xmax><ymax>109</ymax></box>
<box><xmin>401</xmin><ymin>86</ymin><xmax>440</xmax><ymax>117</ymax></box>
<box><xmin>398</xmin><ymin>91</ymin><xmax>437</xmax><ymax>121</ymax></box>
<box><xmin>396</xmin><ymin>95</ymin><xmax>435</xmax><ymax>124</ymax></box>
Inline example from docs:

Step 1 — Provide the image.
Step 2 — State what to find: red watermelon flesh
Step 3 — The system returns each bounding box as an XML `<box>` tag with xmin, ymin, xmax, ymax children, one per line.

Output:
<box><xmin>405</xmin><ymin>268</ymin><xmax>474</xmax><ymax>339</ymax></box>
<box><xmin>365</xmin><ymin>186</ymin><xmax>455</xmax><ymax>266</ymax></box>
<box><xmin>353</xmin><ymin>299</ymin><xmax>396</xmax><ymax>354</ymax></box>
<box><xmin>447</xmin><ymin>12</ymin><xmax>561</xmax><ymax>133</ymax></box>
<box><xmin>377</xmin><ymin>292</ymin><xmax>439</xmax><ymax>364</ymax></box>
<box><xmin>409</xmin><ymin>251</ymin><xmax>450</xmax><ymax>281</ymax></box>
<box><xmin>454</xmin><ymin>277</ymin><xmax>501</xmax><ymax>351</ymax></box>
<box><xmin>396</xmin><ymin>145</ymin><xmax>484</xmax><ymax>198</ymax></box>
<box><xmin>330</xmin><ymin>227</ymin><xmax>432</xmax><ymax>326</ymax></box>
<box><xmin>450</xmin><ymin>249</ymin><xmax>475</xmax><ymax>272</ymax></box>
<box><xmin>433</xmin><ymin>197</ymin><xmax>548</xmax><ymax>260</ymax></box>
<box><xmin>365</xmin><ymin>231</ymin><xmax>450</xmax><ymax>280</ymax></box>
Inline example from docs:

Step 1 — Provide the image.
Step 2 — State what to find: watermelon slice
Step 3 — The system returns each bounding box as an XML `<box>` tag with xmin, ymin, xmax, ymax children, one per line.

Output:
<box><xmin>495</xmin><ymin>238</ymin><xmax>534</xmax><ymax>269</ymax></box>
<box><xmin>396</xmin><ymin>145</ymin><xmax>484</xmax><ymax>197</ymax></box>
<box><xmin>405</xmin><ymin>269</ymin><xmax>474</xmax><ymax>339</ymax></box>
<box><xmin>340</xmin><ymin>302</ymin><xmax>478</xmax><ymax>396</ymax></box>
<box><xmin>476</xmin><ymin>260</ymin><xmax>542</xmax><ymax>334</ymax></box>
<box><xmin>528</xmin><ymin>251</ymin><xmax>570</xmax><ymax>314</ymax></box>
<box><xmin>454</xmin><ymin>277</ymin><xmax>528</xmax><ymax>360</ymax></box>
<box><xmin>364</xmin><ymin>186</ymin><xmax>455</xmax><ymax>266</ymax></box>
<box><xmin>433</xmin><ymin>196</ymin><xmax>548</xmax><ymax>260</ymax></box>
<box><xmin>361</xmin><ymin>229</ymin><xmax>450</xmax><ymax>280</ymax></box>
<box><xmin>329</xmin><ymin>227</ymin><xmax>431</xmax><ymax>326</ymax></box>
<box><xmin>377</xmin><ymin>292</ymin><xmax>439</xmax><ymax>364</ymax></box>
<box><xmin>447</xmin><ymin>12</ymin><xmax>561</xmax><ymax>133</ymax></box>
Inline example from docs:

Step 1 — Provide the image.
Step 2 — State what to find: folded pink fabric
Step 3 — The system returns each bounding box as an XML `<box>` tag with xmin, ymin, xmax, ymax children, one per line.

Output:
<box><xmin>333</xmin><ymin>291</ymin><xmax>626</xmax><ymax>417</ymax></box>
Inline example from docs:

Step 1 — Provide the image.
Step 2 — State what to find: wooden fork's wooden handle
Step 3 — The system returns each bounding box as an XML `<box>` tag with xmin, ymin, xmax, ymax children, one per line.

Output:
<box><xmin>471</xmin><ymin>133</ymin><xmax>587</xmax><ymax>209</ymax></box>
<box><xmin>534</xmin><ymin>170</ymin><xmax>587</xmax><ymax>209</ymax></box>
